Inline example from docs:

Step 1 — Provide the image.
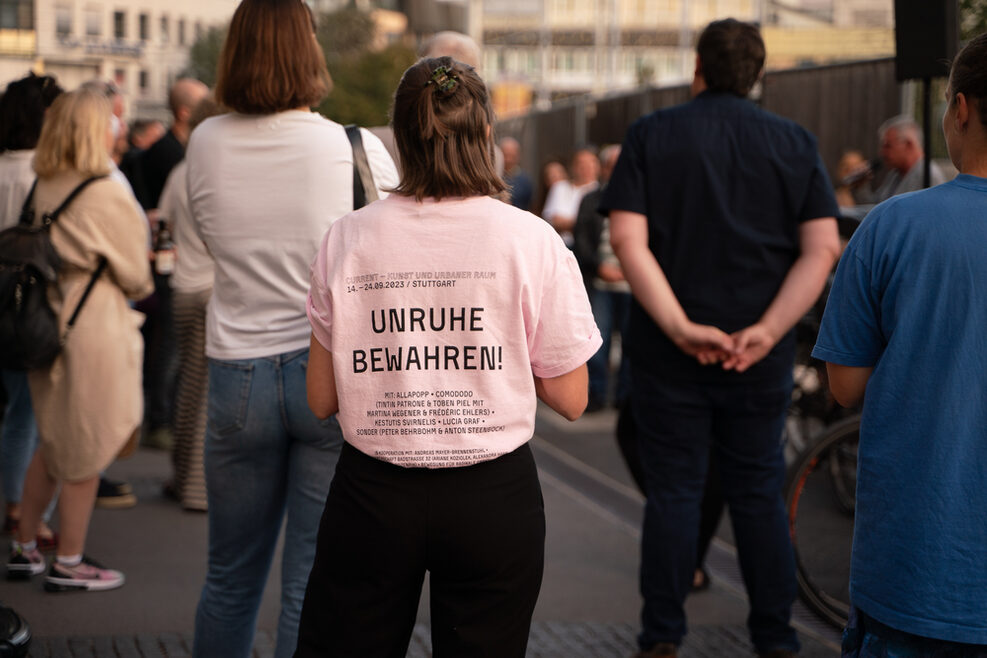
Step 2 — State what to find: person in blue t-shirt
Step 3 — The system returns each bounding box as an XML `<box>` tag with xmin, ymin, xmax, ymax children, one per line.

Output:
<box><xmin>813</xmin><ymin>33</ymin><xmax>987</xmax><ymax>655</ymax></box>
<box><xmin>601</xmin><ymin>18</ymin><xmax>841</xmax><ymax>658</ymax></box>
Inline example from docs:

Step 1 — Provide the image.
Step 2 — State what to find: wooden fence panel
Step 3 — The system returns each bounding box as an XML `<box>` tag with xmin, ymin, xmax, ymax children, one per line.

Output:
<box><xmin>496</xmin><ymin>58</ymin><xmax>901</xmax><ymax>194</ymax></box>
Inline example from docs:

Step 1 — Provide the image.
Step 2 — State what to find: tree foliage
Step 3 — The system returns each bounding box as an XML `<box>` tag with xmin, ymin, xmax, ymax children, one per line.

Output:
<box><xmin>317</xmin><ymin>7</ymin><xmax>376</xmax><ymax>59</ymax></box>
<box><xmin>185</xmin><ymin>25</ymin><xmax>227</xmax><ymax>87</ymax></box>
<box><xmin>319</xmin><ymin>43</ymin><xmax>417</xmax><ymax>126</ymax></box>
<box><xmin>961</xmin><ymin>0</ymin><xmax>987</xmax><ymax>40</ymax></box>
<box><xmin>316</xmin><ymin>8</ymin><xmax>416</xmax><ymax>127</ymax></box>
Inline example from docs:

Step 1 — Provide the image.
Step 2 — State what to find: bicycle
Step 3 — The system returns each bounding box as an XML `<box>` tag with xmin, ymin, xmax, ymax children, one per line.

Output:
<box><xmin>784</xmin><ymin>414</ymin><xmax>859</xmax><ymax>628</ymax></box>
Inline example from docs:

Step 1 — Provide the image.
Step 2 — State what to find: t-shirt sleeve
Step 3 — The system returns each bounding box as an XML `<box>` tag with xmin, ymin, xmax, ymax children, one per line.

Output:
<box><xmin>799</xmin><ymin>150</ymin><xmax>840</xmax><ymax>222</ymax></box>
<box><xmin>359</xmin><ymin>127</ymin><xmax>400</xmax><ymax>199</ymax></box>
<box><xmin>306</xmin><ymin>229</ymin><xmax>334</xmax><ymax>351</ymax></box>
<box><xmin>528</xmin><ymin>236</ymin><xmax>603</xmax><ymax>378</ymax></box>
<box><xmin>811</xmin><ymin>234</ymin><xmax>884</xmax><ymax>367</ymax></box>
<box><xmin>599</xmin><ymin>120</ymin><xmax>647</xmax><ymax>216</ymax></box>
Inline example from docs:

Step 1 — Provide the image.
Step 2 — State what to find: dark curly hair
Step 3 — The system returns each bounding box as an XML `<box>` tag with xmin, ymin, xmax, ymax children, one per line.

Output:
<box><xmin>0</xmin><ymin>73</ymin><xmax>64</xmax><ymax>151</ymax></box>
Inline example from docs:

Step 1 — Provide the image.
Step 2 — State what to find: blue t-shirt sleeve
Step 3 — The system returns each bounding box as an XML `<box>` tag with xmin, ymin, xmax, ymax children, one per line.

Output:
<box><xmin>799</xmin><ymin>150</ymin><xmax>840</xmax><ymax>222</ymax></box>
<box><xmin>599</xmin><ymin>119</ymin><xmax>648</xmax><ymax>216</ymax></box>
<box><xmin>812</xmin><ymin>236</ymin><xmax>885</xmax><ymax>367</ymax></box>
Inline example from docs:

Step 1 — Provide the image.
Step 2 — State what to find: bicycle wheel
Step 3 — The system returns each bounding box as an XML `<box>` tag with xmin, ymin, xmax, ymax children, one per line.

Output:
<box><xmin>784</xmin><ymin>415</ymin><xmax>860</xmax><ymax>629</ymax></box>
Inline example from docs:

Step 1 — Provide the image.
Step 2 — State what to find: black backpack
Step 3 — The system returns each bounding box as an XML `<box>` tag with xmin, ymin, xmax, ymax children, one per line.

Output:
<box><xmin>0</xmin><ymin>176</ymin><xmax>107</xmax><ymax>370</ymax></box>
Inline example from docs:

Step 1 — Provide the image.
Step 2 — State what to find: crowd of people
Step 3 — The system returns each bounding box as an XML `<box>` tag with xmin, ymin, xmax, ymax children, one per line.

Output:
<box><xmin>1</xmin><ymin>2</ymin><xmax>985</xmax><ymax>657</ymax></box>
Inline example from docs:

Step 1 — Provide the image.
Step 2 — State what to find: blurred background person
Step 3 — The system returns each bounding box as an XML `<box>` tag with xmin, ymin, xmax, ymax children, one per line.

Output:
<box><xmin>500</xmin><ymin>136</ymin><xmax>533</xmax><ymax>211</ymax></box>
<box><xmin>542</xmin><ymin>147</ymin><xmax>600</xmax><ymax>246</ymax></box>
<box><xmin>184</xmin><ymin>0</ymin><xmax>397</xmax><ymax>655</ymax></box>
<box><xmin>0</xmin><ymin>72</ymin><xmax>64</xmax><ymax>554</ymax></box>
<box><xmin>135</xmin><ymin>78</ymin><xmax>208</xmax><ymax>213</ymax></box>
<box><xmin>573</xmin><ymin>144</ymin><xmax>628</xmax><ymax>412</ymax></box>
<box><xmin>865</xmin><ymin>115</ymin><xmax>948</xmax><ymax>203</ymax></box>
<box><xmin>132</xmin><ymin>78</ymin><xmax>209</xmax><ymax>458</ymax></box>
<box><xmin>534</xmin><ymin>158</ymin><xmax>568</xmax><ymax>218</ymax></box>
<box><xmin>156</xmin><ymin>95</ymin><xmax>224</xmax><ymax>513</ymax></box>
<box><xmin>833</xmin><ymin>149</ymin><xmax>872</xmax><ymax>208</ymax></box>
<box><xmin>8</xmin><ymin>88</ymin><xmax>152</xmax><ymax>592</ymax></box>
<box><xmin>117</xmin><ymin>119</ymin><xmax>165</xmax><ymax>193</ymax></box>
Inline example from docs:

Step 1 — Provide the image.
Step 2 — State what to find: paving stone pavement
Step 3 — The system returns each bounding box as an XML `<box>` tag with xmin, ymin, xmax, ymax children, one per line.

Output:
<box><xmin>28</xmin><ymin>623</ymin><xmax>837</xmax><ymax>657</ymax></box>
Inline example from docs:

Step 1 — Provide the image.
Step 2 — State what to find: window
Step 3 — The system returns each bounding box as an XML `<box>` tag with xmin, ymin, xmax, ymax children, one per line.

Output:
<box><xmin>160</xmin><ymin>15</ymin><xmax>169</xmax><ymax>43</ymax></box>
<box><xmin>55</xmin><ymin>5</ymin><xmax>72</xmax><ymax>36</ymax></box>
<box><xmin>194</xmin><ymin>21</ymin><xmax>202</xmax><ymax>41</ymax></box>
<box><xmin>178</xmin><ymin>18</ymin><xmax>185</xmax><ymax>45</ymax></box>
<box><xmin>139</xmin><ymin>12</ymin><xmax>148</xmax><ymax>40</ymax></box>
<box><xmin>85</xmin><ymin>7</ymin><xmax>101</xmax><ymax>36</ymax></box>
<box><xmin>113</xmin><ymin>10</ymin><xmax>125</xmax><ymax>39</ymax></box>
<box><xmin>139</xmin><ymin>69</ymin><xmax>148</xmax><ymax>92</ymax></box>
<box><xmin>0</xmin><ymin>0</ymin><xmax>34</xmax><ymax>30</ymax></box>
<box><xmin>573</xmin><ymin>50</ymin><xmax>590</xmax><ymax>72</ymax></box>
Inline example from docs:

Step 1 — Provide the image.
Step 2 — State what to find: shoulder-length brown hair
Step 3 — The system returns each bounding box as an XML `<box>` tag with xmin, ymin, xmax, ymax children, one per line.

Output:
<box><xmin>391</xmin><ymin>57</ymin><xmax>505</xmax><ymax>201</ymax></box>
<box><xmin>33</xmin><ymin>89</ymin><xmax>112</xmax><ymax>178</ymax></box>
<box><xmin>216</xmin><ymin>0</ymin><xmax>332</xmax><ymax>114</ymax></box>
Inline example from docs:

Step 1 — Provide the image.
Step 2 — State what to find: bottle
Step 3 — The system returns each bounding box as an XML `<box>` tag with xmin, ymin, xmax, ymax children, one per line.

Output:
<box><xmin>839</xmin><ymin>158</ymin><xmax>882</xmax><ymax>187</ymax></box>
<box><xmin>154</xmin><ymin>219</ymin><xmax>175</xmax><ymax>276</ymax></box>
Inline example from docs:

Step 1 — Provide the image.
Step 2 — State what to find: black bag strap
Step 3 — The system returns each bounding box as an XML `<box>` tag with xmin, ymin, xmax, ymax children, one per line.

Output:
<box><xmin>31</xmin><ymin>175</ymin><xmax>110</xmax><ymax>344</ymax></box>
<box><xmin>344</xmin><ymin>125</ymin><xmax>378</xmax><ymax>210</ymax></box>
<box><xmin>41</xmin><ymin>175</ymin><xmax>107</xmax><ymax>227</ymax></box>
<box><xmin>17</xmin><ymin>179</ymin><xmax>38</xmax><ymax>226</ymax></box>
<box><xmin>62</xmin><ymin>256</ymin><xmax>107</xmax><ymax>343</ymax></box>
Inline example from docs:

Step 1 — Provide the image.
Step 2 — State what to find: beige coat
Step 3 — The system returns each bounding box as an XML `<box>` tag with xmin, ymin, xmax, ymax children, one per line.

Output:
<box><xmin>27</xmin><ymin>171</ymin><xmax>153</xmax><ymax>482</ymax></box>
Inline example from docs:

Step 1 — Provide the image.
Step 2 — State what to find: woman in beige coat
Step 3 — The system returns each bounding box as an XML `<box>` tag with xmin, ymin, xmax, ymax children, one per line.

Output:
<box><xmin>6</xmin><ymin>88</ymin><xmax>152</xmax><ymax>592</ymax></box>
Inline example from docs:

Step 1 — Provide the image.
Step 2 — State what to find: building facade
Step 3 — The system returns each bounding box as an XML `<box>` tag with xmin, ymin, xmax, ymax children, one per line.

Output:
<box><xmin>1</xmin><ymin>0</ymin><xmax>236</xmax><ymax>118</ymax></box>
<box><xmin>477</xmin><ymin>0</ymin><xmax>894</xmax><ymax>116</ymax></box>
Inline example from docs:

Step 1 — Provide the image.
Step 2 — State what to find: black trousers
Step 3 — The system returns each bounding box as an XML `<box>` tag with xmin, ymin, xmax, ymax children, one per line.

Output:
<box><xmin>295</xmin><ymin>442</ymin><xmax>546</xmax><ymax>658</ymax></box>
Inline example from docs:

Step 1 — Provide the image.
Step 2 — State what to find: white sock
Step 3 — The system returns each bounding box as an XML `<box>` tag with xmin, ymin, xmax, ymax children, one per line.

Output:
<box><xmin>13</xmin><ymin>539</ymin><xmax>36</xmax><ymax>552</ymax></box>
<box><xmin>56</xmin><ymin>554</ymin><xmax>82</xmax><ymax>566</ymax></box>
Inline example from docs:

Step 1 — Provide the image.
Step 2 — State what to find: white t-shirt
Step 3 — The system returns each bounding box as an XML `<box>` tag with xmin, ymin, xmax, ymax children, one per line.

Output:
<box><xmin>186</xmin><ymin>110</ymin><xmax>399</xmax><ymax>360</ymax></box>
<box><xmin>159</xmin><ymin>160</ymin><xmax>212</xmax><ymax>294</ymax></box>
<box><xmin>0</xmin><ymin>150</ymin><xmax>35</xmax><ymax>230</ymax></box>
<box><xmin>307</xmin><ymin>194</ymin><xmax>601</xmax><ymax>468</ymax></box>
<box><xmin>541</xmin><ymin>179</ymin><xmax>598</xmax><ymax>246</ymax></box>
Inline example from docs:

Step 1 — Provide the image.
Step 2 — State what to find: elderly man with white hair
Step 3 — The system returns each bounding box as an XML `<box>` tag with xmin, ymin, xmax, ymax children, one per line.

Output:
<box><xmin>867</xmin><ymin>115</ymin><xmax>948</xmax><ymax>202</ymax></box>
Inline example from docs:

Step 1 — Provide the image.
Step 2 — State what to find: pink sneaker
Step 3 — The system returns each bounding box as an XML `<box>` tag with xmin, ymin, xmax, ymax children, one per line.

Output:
<box><xmin>44</xmin><ymin>556</ymin><xmax>125</xmax><ymax>592</ymax></box>
<box><xmin>6</xmin><ymin>545</ymin><xmax>45</xmax><ymax>579</ymax></box>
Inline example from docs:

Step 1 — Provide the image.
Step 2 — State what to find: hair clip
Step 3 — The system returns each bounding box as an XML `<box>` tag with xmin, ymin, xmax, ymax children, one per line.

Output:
<box><xmin>427</xmin><ymin>66</ymin><xmax>458</xmax><ymax>93</ymax></box>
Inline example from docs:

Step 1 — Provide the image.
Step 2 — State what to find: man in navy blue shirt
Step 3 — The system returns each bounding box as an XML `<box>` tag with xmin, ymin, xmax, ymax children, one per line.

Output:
<box><xmin>600</xmin><ymin>19</ymin><xmax>840</xmax><ymax>658</ymax></box>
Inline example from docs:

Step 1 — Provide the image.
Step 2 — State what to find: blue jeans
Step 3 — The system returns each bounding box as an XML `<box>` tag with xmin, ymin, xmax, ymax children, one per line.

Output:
<box><xmin>632</xmin><ymin>367</ymin><xmax>798</xmax><ymax>654</ymax></box>
<box><xmin>587</xmin><ymin>288</ymin><xmax>631</xmax><ymax>404</ymax></box>
<box><xmin>193</xmin><ymin>348</ymin><xmax>343</xmax><ymax>658</ymax></box>
<box><xmin>1</xmin><ymin>369</ymin><xmax>39</xmax><ymax>503</ymax></box>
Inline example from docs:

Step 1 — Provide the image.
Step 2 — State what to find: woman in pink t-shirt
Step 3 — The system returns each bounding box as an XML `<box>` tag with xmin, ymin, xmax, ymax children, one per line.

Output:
<box><xmin>298</xmin><ymin>57</ymin><xmax>601</xmax><ymax>657</ymax></box>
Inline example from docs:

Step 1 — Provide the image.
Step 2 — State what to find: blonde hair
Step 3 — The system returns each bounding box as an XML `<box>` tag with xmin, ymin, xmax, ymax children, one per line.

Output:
<box><xmin>33</xmin><ymin>89</ymin><xmax>112</xmax><ymax>177</ymax></box>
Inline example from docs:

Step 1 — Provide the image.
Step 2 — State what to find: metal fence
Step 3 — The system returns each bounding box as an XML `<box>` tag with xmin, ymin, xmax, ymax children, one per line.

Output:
<box><xmin>497</xmin><ymin>57</ymin><xmax>901</xmax><ymax>196</ymax></box>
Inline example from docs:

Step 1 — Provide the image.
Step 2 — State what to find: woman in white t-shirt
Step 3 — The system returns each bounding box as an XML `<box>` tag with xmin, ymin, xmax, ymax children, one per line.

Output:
<box><xmin>298</xmin><ymin>56</ymin><xmax>601</xmax><ymax>657</ymax></box>
<box><xmin>184</xmin><ymin>1</ymin><xmax>398</xmax><ymax>657</ymax></box>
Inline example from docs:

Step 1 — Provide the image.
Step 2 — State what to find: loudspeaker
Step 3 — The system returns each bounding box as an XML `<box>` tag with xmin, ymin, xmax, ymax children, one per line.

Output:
<box><xmin>894</xmin><ymin>0</ymin><xmax>959</xmax><ymax>80</ymax></box>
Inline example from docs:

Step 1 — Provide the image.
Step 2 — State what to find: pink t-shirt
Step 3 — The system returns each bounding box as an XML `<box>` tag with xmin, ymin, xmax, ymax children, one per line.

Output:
<box><xmin>307</xmin><ymin>194</ymin><xmax>601</xmax><ymax>468</ymax></box>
